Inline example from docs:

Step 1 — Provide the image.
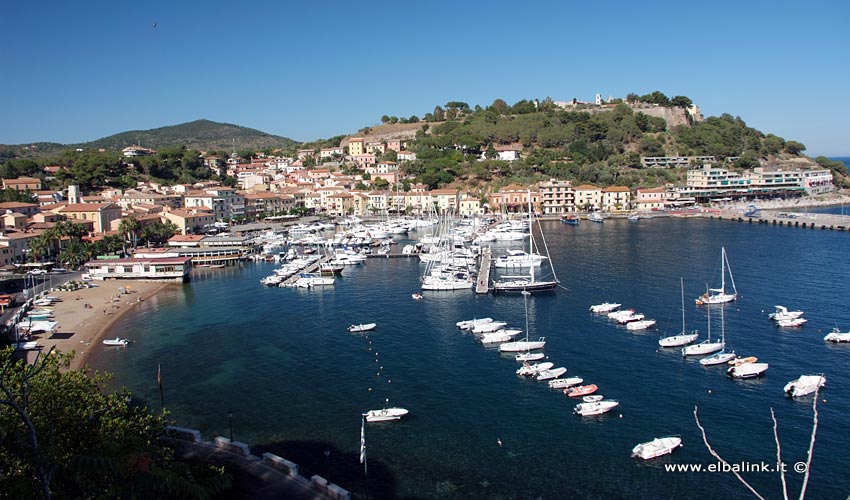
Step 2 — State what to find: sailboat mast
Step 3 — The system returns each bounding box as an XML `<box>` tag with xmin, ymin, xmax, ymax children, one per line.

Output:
<box><xmin>528</xmin><ymin>191</ymin><xmax>535</xmax><ymax>284</ymax></box>
<box><xmin>724</xmin><ymin>248</ymin><xmax>737</xmax><ymax>295</ymax></box>
<box><xmin>706</xmin><ymin>285</ymin><xmax>711</xmax><ymax>341</ymax></box>
<box><xmin>680</xmin><ymin>277</ymin><xmax>685</xmax><ymax>333</ymax></box>
<box><xmin>720</xmin><ymin>247</ymin><xmax>726</xmax><ymax>293</ymax></box>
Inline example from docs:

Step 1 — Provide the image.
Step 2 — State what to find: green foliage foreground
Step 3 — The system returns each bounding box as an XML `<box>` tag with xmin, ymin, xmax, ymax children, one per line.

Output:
<box><xmin>0</xmin><ymin>348</ymin><xmax>231</xmax><ymax>499</ymax></box>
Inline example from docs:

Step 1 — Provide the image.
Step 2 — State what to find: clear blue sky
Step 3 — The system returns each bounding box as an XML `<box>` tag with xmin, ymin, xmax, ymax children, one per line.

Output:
<box><xmin>3</xmin><ymin>0</ymin><xmax>849</xmax><ymax>156</ymax></box>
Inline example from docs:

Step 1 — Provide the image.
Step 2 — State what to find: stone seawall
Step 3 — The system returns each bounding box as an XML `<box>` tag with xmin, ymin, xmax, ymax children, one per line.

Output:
<box><xmin>166</xmin><ymin>426</ymin><xmax>350</xmax><ymax>499</ymax></box>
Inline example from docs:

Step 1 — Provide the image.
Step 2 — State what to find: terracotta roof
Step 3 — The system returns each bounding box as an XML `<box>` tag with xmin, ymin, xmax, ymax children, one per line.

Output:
<box><xmin>0</xmin><ymin>202</ymin><xmax>38</xmax><ymax>209</ymax></box>
<box><xmin>60</xmin><ymin>202</ymin><xmax>118</xmax><ymax>212</ymax></box>
<box><xmin>573</xmin><ymin>184</ymin><xmax>600</xmax><ymax>191</ymax></box>
<box><xmin>601</xmin><ymin>186</ymin><xmax>631</xmax><ymax>192</ymax></box>
<box><xmin>499</xmin><ymin>184</ymin><xmax>527</xmax><ymax>192</ymax></box>
<box><xmin>169</xmin><ymin>235</ymin><xmax>206</xmax><ymax>242</ymax></box>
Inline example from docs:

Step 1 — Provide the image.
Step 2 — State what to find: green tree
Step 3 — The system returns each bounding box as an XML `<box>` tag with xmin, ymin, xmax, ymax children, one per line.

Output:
<box><xmin>784</xmin><ymin>141</ymin><xmax>806</xmax><ymax>154</ymax></box>
<box><xmin>380</xmin><ymin>115</ymin><xmax>390</xmax><ymax>124</ymax></box>
<box><xmin>0</xmin><ymin>347</ymin><xmax>231</xmax><ymax>499</ymax></box>
<box><xmin>140</xmin><ymin>221</ymin><xmax>178</xmax><ymax>247</ymax></box>
<box><xmin>118</xmin><ymin>215</ymin><xmax>141</xmax><ymax>250</ymax></box>
<box><xmin>670</xmin><ymin>95</ymin><xmax>693</xmax><ymax>108</ymax></box>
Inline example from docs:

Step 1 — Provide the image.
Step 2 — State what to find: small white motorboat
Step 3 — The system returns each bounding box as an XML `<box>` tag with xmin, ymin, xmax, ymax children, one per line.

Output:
<box><xmin>824</xmin><ymin>328</ymin><xmax>850</xmax><ymax>343</ymax></box>
<box><xmin>631</xmin><ymin>436</ymin><xmax>682</xmax><ymax>460</ymax></box>
<box><xmin>728</xmin><ymin>362</ymin><xmax>769</xmax><ymax>379</ymax></box>
<box><xmin>574</xmin><ymin>399</ymin><xmax>619</xmax><ymax>416</ymax></box>
<box><xmin>582</xmin><ymin>395</ymin><xmax>604</xmax><ymax>403</ymax></box>
<box><xmin>102</xmin><ymin>338</ymin><xmax>129</xmax><ymax>346</ymax></box>
<box><xmin>617</xmin><ymin>313</ymin><xmax>645</xmax><ymax>325</ymax></box>
<box><xmin>699</xmin><ymin>351</ymin><xmax>736</xmax><ymax>366</ymax></box>
<box><xmin>516</xmin><ymin>361</ymin><xmax>554</xmax><ymax>376</ymax></box>
<box><xmin>363</xmin><ymin>407</ymin><xmax>409</xmax><ymax>422</ymax></box>
<box><xmin>784</xmin><ymin>375</ymin><xmax>826</xmax><ymax>397</ymax></box>
<box><xmin>348</xmin><ymin>323</ymin><xmax>377</xmax><ymax>333</ymax></box>
<box><xmin>411</xmin><ymin>293</ymin><xmax>423</xmax><ymax>301</ymax></box>
<box><xmin>777</xmin><ymin>318</ymin><xmax>807</xmax><ymax>328</ymax></box>
<box><xmin>535</xmin><ymin>367</ymin><xmax>567</xmax><ymax>381</ymax></box>
<box><xmin>456</xmin><ymin>318</ymin><xmax>493</xmax><ymax>330</ymax></box>
<box><xmin>607</xmin><ymin>309</ymin><xmax>635</xmax><ymax>321</ymax></box>
<box><xmin>471</xmin><ymin>321</ymin><xmax>508</xmax><ymax>334</ymax></box>
<box><xmin>626</xmin><ymin>319</ymin><xmax>656</xmax><ymax>331</ymax></box>
<box><xmin>590</xmin><ymin>302</ymin><xmax>621</xmax><ymax>314</ymax></box>
<box><xmin>548</xmin><ymin>377</ymin><xmax>583</xmax><ymax>389</ymax></box>
<box><xmin>769</xmin><ymin>305</ymin><xmax>804</xmax><ymax>322</ymax></box>
<box><xmin>515</xmin><ymin>352</ymin><xmax>545</xmax><ymax>362</ymax></box>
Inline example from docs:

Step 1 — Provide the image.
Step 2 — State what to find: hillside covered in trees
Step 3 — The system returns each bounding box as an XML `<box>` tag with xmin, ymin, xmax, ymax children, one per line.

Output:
<box><xmin>1</xmin><ymin>92</ymin><xmax>847</xmax><ymax>193</ymax></box>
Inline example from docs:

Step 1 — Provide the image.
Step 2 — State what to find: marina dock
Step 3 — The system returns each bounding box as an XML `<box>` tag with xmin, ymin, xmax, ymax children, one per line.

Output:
<box><xmin>278</xmin><ymin>255</ymin><xmax>331</xmax><ymax>286</ymax></box>
<box><xmin>476</xmin><ymin>247</ymin><xmax>492</xmax><ymax>294</ymax></box>
<box><xmin>708</xmin><ymin>209</ymin><xmax>850</xmax><ymax>231</ymax></box>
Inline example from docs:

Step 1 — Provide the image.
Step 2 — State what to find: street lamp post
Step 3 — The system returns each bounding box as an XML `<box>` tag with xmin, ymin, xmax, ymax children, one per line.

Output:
<box><xmin>227</xmin><ymin>409</ymin><xmax>233</xmax><ymax>441</ymax></box>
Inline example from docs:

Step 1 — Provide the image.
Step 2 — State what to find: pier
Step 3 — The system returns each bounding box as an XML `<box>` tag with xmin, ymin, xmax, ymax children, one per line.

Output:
<box><xmin>279</xmin><ymin>255</ymin><xmax>332</xmax><ymax>286</ymax></box>
<box><xmin>476</xmin><ymin>247</ymin><xmax>492</xmax><ymax>294</ymax></box>
<box><xmin>708</xmin><ymin>209</ymin><xmax>850</xmax><ymax>231</ymax></box>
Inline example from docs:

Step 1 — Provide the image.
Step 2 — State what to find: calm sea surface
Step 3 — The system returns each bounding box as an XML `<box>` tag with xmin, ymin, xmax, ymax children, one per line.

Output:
<box><xmin>89</xmin><ymin>217</ymin><xmax>850</xmax><ymax>499</ymax></box>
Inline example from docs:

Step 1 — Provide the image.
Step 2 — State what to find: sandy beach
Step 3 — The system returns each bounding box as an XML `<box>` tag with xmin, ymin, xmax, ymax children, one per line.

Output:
<box><xmin>26</xmin><ymin>280</ymin><xmax>174</xmax><ymax>370</ymax></box>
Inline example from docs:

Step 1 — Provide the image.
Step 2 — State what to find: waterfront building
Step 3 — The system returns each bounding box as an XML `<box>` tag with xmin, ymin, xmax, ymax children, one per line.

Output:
<box><xmin>573</xmin><ymin>184</ymin><xmax>602</xmax><ymax>211</ymax></box>
<box><xmin>635</xmin><ymin>187</ymin><xmax>671</xmax><ymax>211</ymax></box>
<box><xmin>114</xmin><ymin>192</ymin><xmax>182</xmax><ymax>210</ymax></box>
<box><xmin>459</xmin><ymin>195</ymin><xmax>484</xmax><ymax>217</ymax></box>
<box><xmin>163</xmin><ymin>208</ymin><xmax>215</xmax><ymax>235</ymax></box>
<box><xmin>243</xmin><ymin>193</ymin><xmax>295</xmax><ymax>221</ymax></box>
<box><xmin>84</xmin><ymin>256</ymin><xmax>191</xmax><ymax>282</ymax></box>
<box><xmin>430</xmin><ymin>189</ymin><xmax>461</xmax><ymax>214</ymax></box>
<box><xmin>601</xmin><ymin>186</ymin><xmax>632</xmax><ymax>212</ymax></box>
<box><xmin>488</xmin><ymin>184</ymin><xmax>536</xmax><ymax>213</ymax></box>
<box><xmin>681</xmin><ymin>164</ymin><xmax>811</xmax><ymax>201</ymax></box>
<box><xmin>801</xmin><ymin>169</ymin><xmax>834</xmax><ymax>195</ymax></box>
<box><xmin>538</xmin><ymin>179</ymin><xmax>574</xmax><ymax>215</ymax></box>
<box><xmin>327</xmin><ymin>192</ymin><xmax>355</xmax><ymax>217</ymax></box>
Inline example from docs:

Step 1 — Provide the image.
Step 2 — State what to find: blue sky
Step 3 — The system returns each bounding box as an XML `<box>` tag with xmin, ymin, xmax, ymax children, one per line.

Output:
<box><xmin>3</xmin><ymin>0</ymin><xmax>849</xmax><ymax>156</ymax></box>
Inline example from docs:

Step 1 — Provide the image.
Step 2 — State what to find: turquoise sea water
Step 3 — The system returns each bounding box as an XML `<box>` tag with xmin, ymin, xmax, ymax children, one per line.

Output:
<box><xmin>90</xmin><ymin>217</ymin><xmax>850</xmax><ymax>499</ymax></box>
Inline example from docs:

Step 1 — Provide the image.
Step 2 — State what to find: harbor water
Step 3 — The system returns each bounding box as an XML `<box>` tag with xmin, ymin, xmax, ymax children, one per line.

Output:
<box><xmin>89</xmin><ymin>216</ymin><xmax>850</xmax><ymax>499</ymax></box>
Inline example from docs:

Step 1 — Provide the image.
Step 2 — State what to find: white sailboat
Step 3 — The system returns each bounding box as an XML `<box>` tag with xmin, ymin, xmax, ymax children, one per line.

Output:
<box><xmin>695</xmin><ymin>247</ymin><xmax>737</xmax><ymax>305</ymax></box>
<box><xmin>682</xmin><ymin>291</ymin><xmax>724</xmax><ymax>357</ymax></box>
<box><xmin>659</xmin><ymin>278</ymin><xmax>699</xmax><ymax>347</ymax></box>
<box><xmin>500</xmin><ymin>291</ymin><xmax>546</xmax><ymax>352</ymax></box>
<box><xmin>493</xmin><ymin>194</ymin><xmax>559</xmax><ymax>294</ymax></box>
<box><xmin>699</xmin><ymin>301</ymin><xmax>735</xmax><ymax>366</ymax></box>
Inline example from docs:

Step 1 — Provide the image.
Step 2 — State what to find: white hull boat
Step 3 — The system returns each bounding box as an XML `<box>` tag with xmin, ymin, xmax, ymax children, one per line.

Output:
<box><xmin>516</xmin><ymin>361</ymin><xmax>554</xmax><ymax>376</ymax></box>
<box><xmin>472</xmin><ymin>321</ymin><xmax>508</xmax><ymax>334</ymax></box>
<box><xmin>626</xmin><ymin>319</ymin><xmax>656</xmax><ymax>330</ymax></box>
<box><xmin>607</xmin><ymin>309</ymin><xmax>635</xmax><ymax>321</ymax></box>
<box><xmin>824</xmin><ymin>328</ymin><xmax>850</xmax><ymax>343</ymax></box>
<box><xmin>590</xmin><ymin>302</ymin><xmax>621</xmax><ymax>314</ymax></box>
<box><xmin>348</xmin><ymin>323</ymin><xmax>377</xmax><ymax>333</ymax></box>
<box><xmin>103</xmin><ymin>338</ymin><xmax>129</xmax><ymax>346</ymax></box>
<box><xmin>515</xmin><ymin>352</ymin><xmax>545</xmax><ymax>362</ymax></box>
<box><xmin>699</xmin><ymin>351</ymin><xmax>736</xmax><ymax>366</ymax></box>
<box><xmin>784</xmin><ymin>375</ymin><xmax>826</xmax><ymax>397</ymax></box>
<box><xmin>574</xmin><ymin>400</ymin><xmax>619</xmax><ymax>416</ymax></box>
<box><xmin>479</xmin><ymin>332</ymin><xmax>515</xmax><ymax>345</ymax></box>
<box><xmin>617</xmin><ymin>313</ymin><xmax>645</xmax><ymax>324</ymax></box>
<box><xmin>363</xmin><ymin>407</ymin><xmax>409</xmax><ymax>422</ymax></box>
<box><xmin>695</xmin><ymin>247</ymin><xmax>737</xmax><ymax>305</ymax></box>
<box><xmin>777</xmin><ymin>318</ymin><xmax>807</xmax><ymax>328</ymax></box>
<box><xmin>728</xmin><ymin>362</ymin><xmax>769</xmax><ymax>379</ymax></box>
<box><xmin>659</xmin><ymin>333</ymin><xmax>699</xmax><ymax>347</ymax></box>
<box><xmin>660</xmin><ymin>278</ymin><xmax>699</xmax><ymax>347</ymax></box>
<box><xmin>457</xmin><ymin>318</ymin><xmax>493</xmax><ymax>330</ymax></box>
<box><xmin>682</xmin><ymin>341</ymin><xmax>723</xmax><ymax>357</ymax></box>
<box><xmin>493</xmin><ymin>250</ymin><xmax>546</xmax><ymax>268</ymax></box>
<box><xmin>536</xmin><ymin>367</ymin><xmax>567</xmax><ymax>381</ymax></box>
<box><xmin>500</xmin><ymin>338</ymin><xmax>546</xmax><ymax>353</ymax></box>
<box><xmin>548</xmin><ymin>377</ymin><xmax>583</xmax><ymax>389</ymax></box>
<box><xmin>632</xmin><ymin>436</ymin><xmax>682</xmax><ymax>460</ymax></box>
<box><xmin>769</xmin><ymin>305</ymin><xmax>804</xmax><ymax>322</ymax></box>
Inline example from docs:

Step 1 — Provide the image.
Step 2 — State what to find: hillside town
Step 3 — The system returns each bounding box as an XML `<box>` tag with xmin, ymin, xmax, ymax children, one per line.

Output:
<box><xmin>0</xmin><ymin>137</ymin><xmax>838</xmax><ymax>271</ymax></box>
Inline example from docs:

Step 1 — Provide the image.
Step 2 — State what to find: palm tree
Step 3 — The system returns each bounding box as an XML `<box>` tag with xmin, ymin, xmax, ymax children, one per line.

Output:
<box><xmin>58</xmin><ymin>239</ymin><xmax>86</xmax><ymax>270</ymax></box>
<box><xmin>118</xmin><ymin>216</ymin><xmax>141</xmax><ymax>252</ymax></box>
<box><xmin>26</xmin><ymin>235</ymin><xmax>49</xmax><ymax>263</ymax></box>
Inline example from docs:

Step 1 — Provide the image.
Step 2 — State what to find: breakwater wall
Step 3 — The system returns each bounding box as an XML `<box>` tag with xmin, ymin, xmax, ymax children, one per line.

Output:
<box><xmin>706</xmin><ymin>210</ymin><xmax>850</xmax><ymax>231</ymax></box>
<box><xmin>165</xmin><ymin>426</ymin><xmax>350</xmax><ymax>499</ymax></box>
